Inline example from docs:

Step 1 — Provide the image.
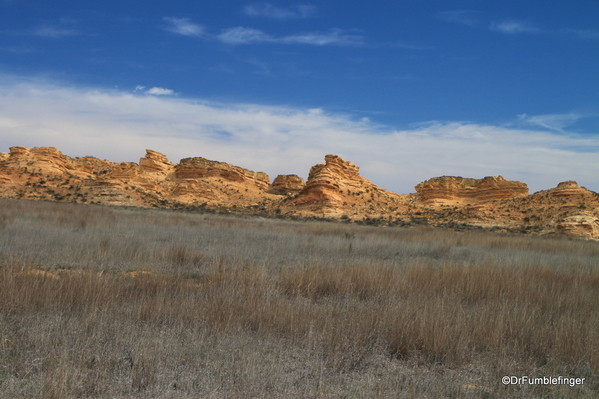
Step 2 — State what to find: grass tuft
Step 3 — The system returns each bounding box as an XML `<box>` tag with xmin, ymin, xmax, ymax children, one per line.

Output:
<box><xmin>0</xmin><ymin>199</ymin><xmax>598</xmax><ymax>397</ymax></box>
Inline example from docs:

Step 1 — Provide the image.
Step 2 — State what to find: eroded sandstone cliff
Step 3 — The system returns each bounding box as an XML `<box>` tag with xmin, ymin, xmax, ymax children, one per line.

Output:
<box><xmin>1</xmin><ymin>146</ymin><xmax>598</xmax><ymax>239</ymax></box>
<box><xmin>279</xmin><ymin>154</ymin><xmax>410</xmax><ymax>218</ymax></box>
<box><xmin>269</xmin><ymin>175</ymin><xmax>305</xmax><ymax>195</ymax></box>
<box><xmin>415</xmin><ymin>175</ymin><xmax>529</xmax><ymax>204</ymax></box>
<box><xmin>0</xmin><ymin>146</ymin><xmax>278</xmax><ymax>209</ymax></box>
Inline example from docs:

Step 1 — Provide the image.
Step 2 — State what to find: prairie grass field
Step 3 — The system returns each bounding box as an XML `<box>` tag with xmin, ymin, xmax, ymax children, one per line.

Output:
<box><xmin>1</xmin><ymin>198</ymin><xmax>598</xmax><ymax>398</ymax></box>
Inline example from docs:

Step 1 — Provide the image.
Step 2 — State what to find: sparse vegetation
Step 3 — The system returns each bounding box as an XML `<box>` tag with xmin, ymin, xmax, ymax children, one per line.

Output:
<box><xmin>0</xmin><ymin>199</ymin><xmax>598</xmax><ymax>398</ymax></box>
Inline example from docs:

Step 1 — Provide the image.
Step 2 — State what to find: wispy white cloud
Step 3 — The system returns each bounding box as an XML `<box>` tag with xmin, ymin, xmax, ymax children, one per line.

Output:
<box><xmin>438</xmin><ymin>12</ymin><xmax>599</xmax><ymax>41</ymax></box>
<box><xmin>518</xmin><ymin>112</ymin><xmax>583</xmax><ymax>132</ymax></box>
<box><xmin>0</xmin><ymin>76</ymin><xmax>597</xmax><ymax>193</ymax></box>
<box><xmin>162</xmin><ymin>16</ymin><xmax>363</xmax><ymax>46</ymax></box>
<box><xmin>374</xmin><ymin>41</ymin><xmax>433</xmax><ymax>50</ymax></box>
<box><xmin>490</xmin><ymin>20</ymin><xmax>539</xmax><ymax>34</ymax></box>
<box><xmin>241</xmin><ymin>58</ymin><xmax>272</xmax><ymax>75</ymax></box>
<box><xmin>1</xmin><ymin>45</ymin><xmax>35</xmax><ymax>54</ymax></box>
<box><xmin>217</xmin><ymin>27</ymin><xmax>272</xmax><ymax>44</ymax></box>
<box><xmin>32</xmin><ymin>25</ymin><xmax>79</xmax><ymax>38</ymax></box>
<box><xmin>218</xmin><ymin>26</ymin><xmax>363</xmax><ymax>46</ymax></box>
<box><xmin>559</xmin><ymin>28</ymin><xmax>599</xmax><ymax>40</ymax></box>
<box><xmin>134</xmin><ymin>85</ymin><xmax>175</xmax><ymax>95</ymax></box>
<box><xmin>436</xmin><ymin>10</ymin><xmax>481</xmax><ymax>27</ymax></box>
<box><xmin>2</xmin><ymin>19</ymin><xmax>79</xmax><ymax>39</ymax></box>
<box><xmin>244</xmin><ymin>3</ymin><xmax>316</xmax><ymax>19</ymax></box>
<box><xmin>490</xmin><ymin>20</ymin><xmax>599</xmax><ymax>40</ymax></box>
<box><xmin>163</xmin><ymin>17</ymin><xmax>205</xmax><ymax>37</ymax></box>
<box><xmin>278</xmin><ymin>29</ymin><xmax>363</xmax><ymax>46</ymax></box>
<box><xmin>145</xmin><ymin>87</ymin><xmax>175</xmax><ymax>96</ymax></box>
<box><xmin>210</xmin><ymin>26</ymin><xmax>362</xmax><ymax>46</ymax></box>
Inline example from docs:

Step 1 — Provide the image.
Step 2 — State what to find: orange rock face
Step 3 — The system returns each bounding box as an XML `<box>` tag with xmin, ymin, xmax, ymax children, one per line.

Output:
<box><xmin>175</xmin><ymin>157</ymin><xmax>269</xmax><ymax>190</ymax></box>
<box><xmin>269</xmin><ymin>175</ymin><xmax>305</xmax><ymax>195</ymax></box>
<box><xmin>548</xmin><ymin>181</ymin><xmax>588</xmax><ymax>198</ymax></box>
<box><xmin>3</xmin><ymin>146</ymin><xmax>78</xmax><ymax>176</ymax></box>
<box><xmin>0</xmin><ymin>146</ymin><xmax>598</xmax><ymax>240</ymax></box>
<box><xmin>0</xmin><ymin>146</ymin><xmax>277</xmax><ymax>208</ymax></box>
<box><xmin>281</xmin><ymin>154</ymin><xmax>409</xmax><ymax>217</ymax></box>
<box><xmin>293</xmin><ymin>154</ymin><xmax>360</xmax><ymax>207</ymax></box>
<box><xmin>415</xmin><ymin>175</ymin><xmax>529</xmax><ymax>204</ymax></box>
<box><xmin>139</xmin><ymin>149</ymin><xmax>174</xmax><ymax>174</ymax></box>
<box><xmin>557</xmin><ymin>214</ymin><xmax>599</xmax><ymax>239</ymax></box>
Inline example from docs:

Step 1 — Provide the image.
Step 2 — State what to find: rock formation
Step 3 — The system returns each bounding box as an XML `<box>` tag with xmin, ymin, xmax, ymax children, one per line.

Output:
<box><xmin>527</xmin><ymin>181</ymin><xmax>599</xmax><ymax>238</ymax></box>
<box><xmin>0</xmin><ymin>146</ymin><xmax>598</xmax><ymax>240</ymax></box>
<box><xmin>269</xmin><ymin>175</ymin><xmax>305</xmax><ymax>195</ymax></box>
<box><xmin>547</xmin><ymin>181</ymin><xmax>591</xmax><ymax>199</ymax></box>
<box><xmin>139</xmin><ymin>149</ymin><xmax>174</xmax><ymax>174</ymax></box>
<box><xmin>415</xmin><ymin>176</ymin><xmax>528</xmax><ymax>204</ymax></box>
<box><xmin>170</xmin><ymin>156</ymin><xmax>274</xmax><ymax>207</ymax></box>
<box><xmin>557</xmin><ymin>214</ymin><xmax>599</xmax><ymax>239</ymax></box>
<box><xmin>290</xmin><ymin>154</ymin><xmax>362</xmax><ymax>209</ymax></box>
<box><xmin>0</xmin><ymin>146</ymin><xmax>278</xmax><ymax>209</ymax></box>
<box><xmin>175</xmin><ymin>157</ymin><xmax>269</xmax><ymax>190</ymax></box>
<box><xmin>2</xmin><ymin>146</ymin><xmax>81</xmax><ymax>176</ymax></box>
<box><xmin>280</xmin><ymin>154</ymin><xmax>409</xmax><ymax>218</ymax></box>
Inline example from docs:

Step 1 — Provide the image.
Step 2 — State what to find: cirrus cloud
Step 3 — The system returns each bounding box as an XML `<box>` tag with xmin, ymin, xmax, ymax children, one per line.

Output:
<box><xmin>217</xmin><ymin>26</ymin><xmax>363</xmax><ymax>46</ymax></box>
<box><xmin>163</xmin><ymin>17</ymin><xmax>205</xmax><ymax>37</ymax></box>
<box><xmin>32</xmin><ymin>25</ymin><xmax>79</xmax><ymax>38</ymax></box>
<box><xmin>244</xmin><ymin>3</ymin><xmax>316</xmax><ymax>19</ymax></box>
<box><xmin>162</xmin><ymin>17</ymin><xmax>364</xmax><ymax>47</ymax></box>
<box><xmin>436</xmin><ymin>10</ymin><xmax>481</xmax><ymax>27</ymax></box>
<box><xmin>518</xmin><ymin>112</ymin><xmax>583</xmax><ymax>132</ymax></box>
<box><xmin>490</xmin><ymin>20</ymin><xmax>539</xmax><ymax>34</ymax></box>
<box><xmin>439</xmin><ymin>11</ymin><xmax>599</xmax><ymax>41</ymax></box>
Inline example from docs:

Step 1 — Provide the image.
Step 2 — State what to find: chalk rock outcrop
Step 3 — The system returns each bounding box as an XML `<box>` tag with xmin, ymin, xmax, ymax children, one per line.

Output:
<box><xmin>269</xmin><ymin>174</ymin><xmax>305</xmax><ymax>195</ymax></box>
<box><xmin>415</xmin><ymin>176</ymin><xmax>528</xmax><ymax>205</ymax></box>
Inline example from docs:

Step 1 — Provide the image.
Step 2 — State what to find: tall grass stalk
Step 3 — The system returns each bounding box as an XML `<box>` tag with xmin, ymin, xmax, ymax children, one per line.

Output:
<box><xmin>0</xmin><ymin>199</ymin><xmax>597</xmax><ymax>397</ymax></box>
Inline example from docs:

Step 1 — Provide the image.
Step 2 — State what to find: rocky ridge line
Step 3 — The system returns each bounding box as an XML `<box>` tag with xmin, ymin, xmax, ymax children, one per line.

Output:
<box><xmin>0</xmin><ymin>146</ymin><xmax>598</xmax><ymax>239</ymax></box>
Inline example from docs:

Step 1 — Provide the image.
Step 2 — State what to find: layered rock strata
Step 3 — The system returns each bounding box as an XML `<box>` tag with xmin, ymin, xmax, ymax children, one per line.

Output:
<box><xmin>415</xmin><ymin>176</ymin><xmax>529</xmax><ymax>204</ymax></box>
<box><xmin>0</xmin><ymin>146</ymin><xmax>598</xmax><ymax>239</ymax></box>
<box><xmin>280</xmin><ymin>154</ymin><xmax>410</xmax><ymax>217</ymax></box>
<box><xmin>557</xmin><ymin>214</ymin><xmax>599</xmax><ymax>239</ymax></box>
<box><xmin>269</xmin><ymin>175</ymin><xmax>305</xmax><ymax>195</ymax></box>
<box><xmin>175</xmin><ymin>157</ymin><xmax>269</xmax><ymax>190</ymax></box>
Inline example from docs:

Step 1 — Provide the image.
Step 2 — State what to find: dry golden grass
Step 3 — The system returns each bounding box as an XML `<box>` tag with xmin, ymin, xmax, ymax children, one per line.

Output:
<box><xmin>0</xmin><ymin>198</ymin><xmax>598</xmax><ymax>398</ymax></box>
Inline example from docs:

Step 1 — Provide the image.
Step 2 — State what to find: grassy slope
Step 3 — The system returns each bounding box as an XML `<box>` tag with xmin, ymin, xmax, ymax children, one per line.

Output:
<box><xmin>0</xmin><ymin>199</ymin><xmax>598</xmax><ymax>398</ymax></box>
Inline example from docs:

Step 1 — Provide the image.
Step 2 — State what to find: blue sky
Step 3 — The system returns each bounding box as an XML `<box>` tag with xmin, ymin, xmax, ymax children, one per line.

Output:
<box><xmin>0</xmin><ymin>0</ymin><xmax>598</xmax><ymax>193</ymax></box>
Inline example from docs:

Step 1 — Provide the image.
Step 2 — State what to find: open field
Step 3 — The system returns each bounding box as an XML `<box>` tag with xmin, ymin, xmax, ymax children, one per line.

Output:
<box><xmin>1</xmin><ymin>198</ymin><xmax>598</xmax><ymax>398</ymax></box>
